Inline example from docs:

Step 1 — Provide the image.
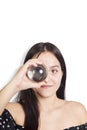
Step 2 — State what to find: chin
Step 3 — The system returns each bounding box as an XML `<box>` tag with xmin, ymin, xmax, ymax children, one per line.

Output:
<box><xmin>37</xmin><ymin>92</ymin><xmax>55</xmax><ymax>98</ymax></box>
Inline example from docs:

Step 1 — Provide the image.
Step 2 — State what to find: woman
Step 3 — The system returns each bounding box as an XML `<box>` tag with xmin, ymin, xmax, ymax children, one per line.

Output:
<box><xmin>0</xmin><ymin>42</ymin><xmax>87</xmax><ymax>130</ymax></box>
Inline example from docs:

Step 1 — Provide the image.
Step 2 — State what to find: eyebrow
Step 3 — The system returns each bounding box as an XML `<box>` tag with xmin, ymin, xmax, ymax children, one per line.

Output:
<box><xmin>50</xmin><ymin>65</ymin><xmax>60</xmax><ymax>68</ymax></box>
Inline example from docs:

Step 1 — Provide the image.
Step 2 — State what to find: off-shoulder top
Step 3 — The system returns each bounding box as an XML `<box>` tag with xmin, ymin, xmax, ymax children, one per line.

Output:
<box><xmin>0</xmin><ymin>109</ymin><xmax>87</xmax><ymax>130</ymax></box>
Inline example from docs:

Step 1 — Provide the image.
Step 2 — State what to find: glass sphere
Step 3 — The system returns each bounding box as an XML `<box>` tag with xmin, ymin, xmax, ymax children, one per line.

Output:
<box><xmin>27</xmin><ymin>65</ymin><xmax>47</xmax><ymax>82</ymax></box>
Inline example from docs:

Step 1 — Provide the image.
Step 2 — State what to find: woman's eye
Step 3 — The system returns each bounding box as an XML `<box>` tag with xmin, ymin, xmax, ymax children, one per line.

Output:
<box><xmin>52</xmin><ymin>69</ymin><xmax>58</xmax><ymax>74</ymax></box>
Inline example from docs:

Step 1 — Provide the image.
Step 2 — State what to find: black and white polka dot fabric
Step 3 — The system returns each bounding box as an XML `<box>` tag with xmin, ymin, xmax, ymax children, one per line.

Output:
<box><xmin>0</xmin><ymin>109</ymin><xmax>24</xmax><ymax>130</ymax></box>
<box><xmin>0</xmin><ymin>109</ymin><xmax>87</xmax><ymax>130</ymax></box>
<box><xmin>64</xmin><ymin>123</ymin><xmax>87</xmax><ymax>130</ymax></box>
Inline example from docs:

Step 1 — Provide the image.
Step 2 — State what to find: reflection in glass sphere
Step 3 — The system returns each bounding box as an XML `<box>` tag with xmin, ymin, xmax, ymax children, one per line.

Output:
<box><xmin>27</xmin><ymin>65</ymin><xmax>47</xmax><ymax>82</ymax></box>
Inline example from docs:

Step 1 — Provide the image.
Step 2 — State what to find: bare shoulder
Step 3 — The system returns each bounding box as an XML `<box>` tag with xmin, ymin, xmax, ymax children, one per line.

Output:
<box><xmin>6</xmin><ymin>102</ymin><xmax>24</xmax><ymax>114</ymax></box>
<box><xmin>66</xmin><ymin>100</ymin><xmax>87</xmax><ymax>123</ymax></box>
<box><xmin>6</xmin><ymin>102</ymin><xmax>25</xmax><ymax>126</ymax></box>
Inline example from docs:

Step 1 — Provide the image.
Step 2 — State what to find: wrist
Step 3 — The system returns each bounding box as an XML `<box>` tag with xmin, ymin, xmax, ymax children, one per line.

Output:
<box><xmin>7</xmin><ymin>80</ymin><xmax>20</xmax><ymax>94</ymax></box>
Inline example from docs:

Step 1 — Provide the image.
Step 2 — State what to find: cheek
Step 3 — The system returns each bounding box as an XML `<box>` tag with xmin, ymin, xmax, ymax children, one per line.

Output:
<box><xmin>53</xmin><ymin>74</ymin><xmax>62</xmax><ymax>88</ymax></box>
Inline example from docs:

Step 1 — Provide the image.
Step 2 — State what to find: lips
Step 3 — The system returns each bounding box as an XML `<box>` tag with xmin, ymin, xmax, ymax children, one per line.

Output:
<box><xmin>41</xmin><ymin>85</ymin><xmax>52</xmax><ymax>88</ymax></box>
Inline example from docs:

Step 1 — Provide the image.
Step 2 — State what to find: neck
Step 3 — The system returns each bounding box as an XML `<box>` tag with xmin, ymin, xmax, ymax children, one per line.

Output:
<box><xmin>36</xmin><ymin>94</ymin><xmax>59</xmax><ymax>112</ymax></box>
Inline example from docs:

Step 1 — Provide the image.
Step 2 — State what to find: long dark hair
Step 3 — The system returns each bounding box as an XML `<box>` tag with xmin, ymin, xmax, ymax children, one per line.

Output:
<box><xmin>17</xmin><ymin>42</ymin><xmax>67</xmax><ymax>130</ymax></box>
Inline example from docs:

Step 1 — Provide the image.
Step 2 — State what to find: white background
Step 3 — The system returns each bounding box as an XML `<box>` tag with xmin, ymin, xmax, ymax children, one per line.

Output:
<box><xmin>0</xmin><ymin>0</ymin><xmax>87</xmax><ymax>108</ymax></box>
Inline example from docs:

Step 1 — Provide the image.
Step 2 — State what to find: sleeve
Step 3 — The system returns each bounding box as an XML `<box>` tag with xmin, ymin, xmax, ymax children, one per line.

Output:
<box><xmin>84</xmin><ymin>123</ymin><xmax>87</xmax><ymax>130</ymax></box>
<box><xmin>64</xmin><ymin>123</ymin><xmax>87</xmax><ymax>130</ymax></box>
<box><xmin>78</xmin><ymin>123</ymin><xmax>87</xmax><ymax>130</ymax></box>
<box><xmin>0</xmin><ymin>109</ymin><xmax>16</xmax><ymax>130</ymax></box>
<box><xmin>76</xmin><ymin>123</ymin><xmax>87</xmax><ymax>130</ymax></box>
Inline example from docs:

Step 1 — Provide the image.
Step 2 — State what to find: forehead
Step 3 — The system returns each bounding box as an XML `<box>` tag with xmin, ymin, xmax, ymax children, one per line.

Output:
<box><xmin>36</xmin><ymin>51</ymin><xmax>61</xmax><ymax>67</ymax></box>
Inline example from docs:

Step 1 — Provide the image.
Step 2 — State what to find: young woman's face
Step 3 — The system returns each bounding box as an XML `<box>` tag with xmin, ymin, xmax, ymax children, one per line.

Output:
<box><xmin>33</xmin><ymin>51</ymin><xmax>63</xmax><ymax>98</ymax></box>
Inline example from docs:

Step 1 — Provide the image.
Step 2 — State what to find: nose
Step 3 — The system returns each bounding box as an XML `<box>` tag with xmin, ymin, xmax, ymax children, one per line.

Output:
<box><xmin>44</xmin><ymin>72</ymin><xmax>50</xmax><ymax>83</ymax></box>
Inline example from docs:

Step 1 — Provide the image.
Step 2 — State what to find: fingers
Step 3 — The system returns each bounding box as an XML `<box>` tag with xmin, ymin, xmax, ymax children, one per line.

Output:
<box><xmin>13</xmin><ymin>59</ymin><xmax>44</xmax><ymax>90</ymax></box>
<box><xmin>17</xmin><ymin>59</ymin><xmax>42</xmax><ymax>77</ymax></box>
<box><xmin>24</xmin><ymin>58</ymin><xmax>43</xmax><ymax>69</ymax></box>
<box><xmin>18</xmin><ymin>74</ymin><xmax>44</xmax><ymax>90</ymax></box>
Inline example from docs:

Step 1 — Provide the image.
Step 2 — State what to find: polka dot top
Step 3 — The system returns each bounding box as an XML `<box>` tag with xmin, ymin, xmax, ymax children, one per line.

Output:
<box><xmin>0</xmin><ymin>109</ymin><xmax>24</xmax><ymax>130</ymax></box>
<box><xmin>0</xmin><ymin>109</ymin><xmax>87</xmax><ymax>130</ymax></box>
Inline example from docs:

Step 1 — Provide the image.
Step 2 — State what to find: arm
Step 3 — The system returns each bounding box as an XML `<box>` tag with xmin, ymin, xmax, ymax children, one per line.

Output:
<box><xmin>0</xmin><ymin>81</ymin><xmax>18</xmax><ymax>115</ymax></box>
<box><xmin>0</xmin><ymin>59</ymin><xmax>44</xmax><ymax>115</ymax></box>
